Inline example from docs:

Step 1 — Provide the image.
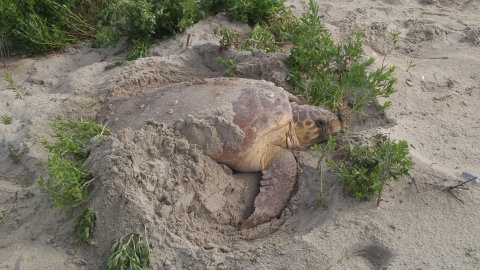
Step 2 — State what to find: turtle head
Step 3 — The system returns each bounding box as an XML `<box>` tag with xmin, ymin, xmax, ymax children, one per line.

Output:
<box><xmin>291</xmin><ymin>104</ymin><xmax>341</xmax><ymax>149</ymax></box>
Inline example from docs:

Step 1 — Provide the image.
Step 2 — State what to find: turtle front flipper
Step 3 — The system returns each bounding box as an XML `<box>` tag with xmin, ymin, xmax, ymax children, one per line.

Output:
<box><xmin>241</xmin><ymin>148</ymin><xmax>297</xmax><ymax>230</ymax></box>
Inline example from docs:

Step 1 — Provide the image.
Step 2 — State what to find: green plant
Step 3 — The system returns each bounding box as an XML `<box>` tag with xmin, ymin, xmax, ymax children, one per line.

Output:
<box><xmin>92</xmin><ymin>27</ymin><xmax>120</xmax><ymax>48</ymax></box>
<box><xmin>242</xmin><ymin>24</ymin><xmax>278</xmax><ymax>52</ymax></box>
<box><xmin>1</xmin><ymin>115</ymin><xmax>13</xmax><ymax>124</ymax></box>
<box><xmin>217</xmin><ymin>57</ymin><xmax>238</xmax><ymax>77</ymax></box>
<box><xmin>41</xmin><ymin>118</ymin><xmax>111</xmax><ymax>161</ymax></box>
<box><xmin>0</xmin><ymin>31</ymin><xmax>8</xmax><ymax>67</ymax></box>
<box><xmin>50</xmin><ymin>96</ymin><xmax>69</xmax><ymax>103</ymax></box>
<box><xmin>22</xmin><ymin>179</ymin><xmax>31</xmax><ymax>188</ymax></box>
<box><xmin>126</xmin><ymin>38</ymin><xmax>152</xmax><ymax>60</ymax></box>
<box><xmin>380</xmin><ymin>30</ymin><xmax>400</xmax><ymax>68</ymax></box>
<box><xmin>214</xmin><ymin>24</ymin><xmax>290</xmax><ymax>53</ymax></box>
<box><xmin>311</xmin><ymin>135</ymin><xmax>337</xmax><ymax>208</ymax></box>
<box><xmin>286</xmin><ymin>0</ymin><xmax>397</xmax><ymax>119</ymax></box>
<box><xmin>314</xmin><ymin>193</ymin><xmax>328</xmax><ymax>209</ymax></box>
<box><xmin>37</xmin><ymin>152</ymin><xmax>93</xmax><ymax>212</ymax></box>
<box><xmin>0</xmin><ymin>201</ymin><xmax>15</xmax><ymax>224</ymax></box>
<box><xmin>37</xmin><ymin>118</ymin><xmax>111</xmax><ymax>213</ymax></box>
<box><xmin>214</xmin><ymin>25</ymin><xmax>240</xmax><ymax>51</ymax></box>
<box><xmin>350</xmin><ymin>220</ymin><xmax>360</xmax><ymax>225</ymax></box>
<box><xmin>260</xmin><ymin>12</ymin><xmax>298</xmax><ymax>42</ymax></box>
<box><xmin>8</xmin><ymin>146</ymin><xmax>22</xmax><ymax>164</ymax></box>
<box><xmin>96</xmin><ymin>0</ymin><xmax>199</xmax><ymax>60</ymax></box>
<box><xmin>24</xmin><ymin>190</ymin><xmax>35</xmax><ymax>198</ymax></box>
<box><xmin>203</xmin><ymin>0</ymin><xmax>288</xmax><ymax>26</ymax></box>
<box><xmin>107</xmin><ymin>228</ymin><xmax>151</xmax><ymax>270</ymax></box>
<box><xmin>332</xmin><ymin>136</ymin><xmax>413</xmax><ymax>202</ymax></box>
<box><xmin>74</xmin><ymin>207</ymin><xmax>96</xmax><ymax>246</ymax></box>
<box><xmin>406</xmin><ymin>60</ymin><xmax>416</xmax><ymax>72</ymax></box>
<box><xmin>5</xmin><ymin>73</ymin><xmax>22</xmax><ymax>99</ymax></box>
<box><xmin>1</xmin><ymin>0</ymin><xmax>113</xmax><ymax>55</ymax></box>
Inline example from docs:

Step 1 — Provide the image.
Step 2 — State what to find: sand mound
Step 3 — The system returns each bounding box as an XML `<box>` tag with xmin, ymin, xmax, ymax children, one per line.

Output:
<box><xmin>83</xmin><ymin>126</ymin><xmax>247</xmax><ymax>268</ymax></box>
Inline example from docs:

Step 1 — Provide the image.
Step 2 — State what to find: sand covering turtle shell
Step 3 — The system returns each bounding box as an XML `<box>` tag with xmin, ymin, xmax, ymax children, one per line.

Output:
<box><xmin>81</xmin><ymin>115</ymin><xmax>334</xmax><ymax>268</ymax></box>
<box><xmin>83</xmin><ymin>125</ymin><xmax>250</xmax><ymax>268</ymax></box>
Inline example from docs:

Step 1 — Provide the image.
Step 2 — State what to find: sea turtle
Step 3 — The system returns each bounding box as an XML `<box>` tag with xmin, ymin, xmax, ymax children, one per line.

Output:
<box><xmin>100</xmin><ymin>77</ymin><xmax>341</xmax><ymax>230</ymax></box>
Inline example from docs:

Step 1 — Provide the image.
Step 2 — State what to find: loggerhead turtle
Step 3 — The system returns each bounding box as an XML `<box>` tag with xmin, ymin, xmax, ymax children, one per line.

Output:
<box><xmin>100</xmin><ymin>77</ymin><xmax>341</xmax><ymax>230</ymax></box>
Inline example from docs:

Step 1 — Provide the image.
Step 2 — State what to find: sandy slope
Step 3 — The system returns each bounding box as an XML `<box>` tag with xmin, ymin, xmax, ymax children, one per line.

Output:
<box><xmin>1</xmin><ymin>0</ymin><xmax>480</xmax><ymax>269</ymax></box>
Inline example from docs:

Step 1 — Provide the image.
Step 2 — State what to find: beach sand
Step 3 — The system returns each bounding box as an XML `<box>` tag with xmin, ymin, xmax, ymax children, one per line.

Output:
<box><xmin>1</xmin><ymin>0</ymin><xmax>480</xmax><ymax>269</ymax></box>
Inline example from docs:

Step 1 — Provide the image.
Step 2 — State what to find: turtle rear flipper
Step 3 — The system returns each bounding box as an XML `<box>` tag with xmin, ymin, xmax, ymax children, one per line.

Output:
<box><xmin>241</xmin><ymin>148</ymin><xmax>297</xmax><ymax>230</ymax></box>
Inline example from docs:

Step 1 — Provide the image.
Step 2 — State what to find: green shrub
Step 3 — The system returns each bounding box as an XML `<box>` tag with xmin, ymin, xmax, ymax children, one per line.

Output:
<box><xmin>1</xmin><ymin>0</ymin><xmax>292</xmax><ymax>59</ymax></box>
<box><xmin>213</xmin><ymin>24</ymin><xmax>289</xmax><ymax>53</ymax></box>
<box><xmin>0</xmin><ymin>0</ymin><xmax>112</xmax><ymax>55</ymax></box>
<box><xmin>75</xmin><ymin>207</ymin><xmax>96</xmax><ymax>246</ymax></box>
<box><xmin>41</xmin><ymin>118</ymin><xmax>111</xmax><ymax>161</ymax></box>
<box><xmin>229</xmin><ymin>0</ymin><xmax>288</xmax><ymax>26</ymax></box>
<box><xmin>107</xmin><ymin>229</ymin><xmax>151</xmax><ymax>270</ymax></box>
<box><xmin>243</xmin><ymin>24</ymin><xmax>277</xmax><ymax>52</ymax></box>
<box><xmin>38</xmin><ymin>154</ymin><xmax>92</xmax><ymax>213</ymax></box>
<box><xmin>286</xmin><ymin>0</ymin><xmax>397</xmax><ymax>116</ymax></box>
<box><xmin>38</xmin><ymin>118</ymin><xmax>111</xmax><ymax>213</ymax></box>
<box><xmin>92</xmin><ymin>27</ymin><xmax>120</xmax><ymax>48</ymax></box>
<box><xmin>97</xmin><ymin>0</ymin><xmax>199</xmax><ymax>59</ymax></box>
<box><xmin>332</xmin><ymin>137</ymin><xmax>413</xmax><ymax>200</ymax></box>
<box><xmin>214</xmin><ymin>25</ymin><xmax>240</xmax><ymax>51</ymax></box>
<box><xmin>203</xmin><ymin>0</ymin><xmax>288</xmax><ymax>25</ymax></box>
<box><xmin>217</xmin><ymin>56</ymin><xmax>238</xmax><ymax>77</ymax></box>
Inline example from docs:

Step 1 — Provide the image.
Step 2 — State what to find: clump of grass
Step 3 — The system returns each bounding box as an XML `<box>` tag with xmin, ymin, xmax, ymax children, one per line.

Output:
<box><xmin>107</xmin><ymin>227</ymin><xmax>151</xmax><ymax>270</ymax></box>
<box><xmin>22</xmin><ymin>179</ymin><xmax>31</xmax><ymax>188</ymax></box>
<box><xmin>50</xmin><ymin>95</ymin><xmax>69</xmax><ymax>103</ymax></box>
<box><xmin>213</xmin><ymin>24</ymin><xmax>291</xmax><ymax>53</ymax></box>
<box><xmin>5</xmin><ymin>73</ymin><xmax>22</xmax><ymax>99</ymax></box>
<box><xmin>202</xmin><ymin>0</ymin><xmax>289</xmax><ymax>26</ymax></box>
<box><xmin>8</xmin><ymin>146</ymin><xmax>22</xmax><ymax>164</ymax></box>
<box><xmin>37</xmin><ymin>118</ymin><xmax>111</xmax><ymax>213</ymax></box>
<box><xmin>0</xmin><ymin>198</ymin><xmax>16</xmax><ymax>224</ymax></box>
<box><xmin>74</xmin><ymin>207</ymin><xmax>96</xmax><ymax>246</ymax></box>
<box><xmin>1</xmin><ymin>115</ymin><xmax>13</xmax><ymax>124</ymax></box>
<box><xmin>1</xmin><ymin>0</ymin><xmax>111</xmax><ymax>55</ymax></box>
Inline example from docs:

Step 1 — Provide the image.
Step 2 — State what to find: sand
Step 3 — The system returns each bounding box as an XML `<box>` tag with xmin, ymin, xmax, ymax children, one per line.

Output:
<box><xmin>1</xmin><ymin>0</ymin><xmax>480</xmax><ymax>269</ymax></box>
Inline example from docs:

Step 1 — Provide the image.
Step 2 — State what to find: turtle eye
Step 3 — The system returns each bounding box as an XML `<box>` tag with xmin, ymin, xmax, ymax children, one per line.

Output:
<box><xmin>315</xmin><ymin>119</ymin><xmax>326</xmax><ymax>127</ymax></box>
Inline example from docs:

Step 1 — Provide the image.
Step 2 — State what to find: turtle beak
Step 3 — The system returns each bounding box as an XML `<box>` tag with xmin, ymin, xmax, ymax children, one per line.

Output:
<box><xmin>328</xmin><ymin>118</ymin><xmax>342</xmax><ymax>134</ymax></box>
